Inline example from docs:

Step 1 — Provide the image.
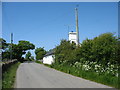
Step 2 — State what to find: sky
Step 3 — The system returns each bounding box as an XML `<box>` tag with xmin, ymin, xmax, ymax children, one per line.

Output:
<box><xmin>2</xmin><ymin>2</ymin><xmax>118</xmax><ymax>57</ymax></box>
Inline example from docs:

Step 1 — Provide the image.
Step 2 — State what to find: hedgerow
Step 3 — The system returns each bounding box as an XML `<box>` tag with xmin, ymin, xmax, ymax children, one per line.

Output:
<box><xmin>52</xmin><ymin>32</ymin><xmax>119</xmax><ymax>88</ymax></box>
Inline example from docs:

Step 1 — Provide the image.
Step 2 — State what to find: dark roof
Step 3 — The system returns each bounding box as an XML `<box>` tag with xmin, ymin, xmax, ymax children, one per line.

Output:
<box><xmin>44</xmin><ymin>50</ymin><xmax>54</xmax><ymax>57</ymax></box>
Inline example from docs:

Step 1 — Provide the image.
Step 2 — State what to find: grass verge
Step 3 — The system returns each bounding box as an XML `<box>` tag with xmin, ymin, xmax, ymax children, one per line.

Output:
<box><xmin>52</xmin><ymin>64</ymin><xmax>119</xmax><ymax>89</ymax></box>
<box><xmin>35</xmin><ymin>61</ymin><xmax>119</xmax><ymax>88</ymax></box>
<box><xmin>43</xmin><ymin>63</ymin><xmax>119</xmax><ymax>89</ymax></box>
<box><xmin>35</xmin><ymin>60</ymin><xmax>43</xmax><ymax>64</ymax></box>
<box><xmin>2</xmin><ymin>62</ymin><xmax>21</xmax><ymax>88</ymax></box>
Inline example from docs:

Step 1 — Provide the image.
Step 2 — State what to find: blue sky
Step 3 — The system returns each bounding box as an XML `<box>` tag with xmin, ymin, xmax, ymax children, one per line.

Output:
<box><xmin>2</xmin><ymin>2</ymin><xmax>118</xmax><ymax>56</ymax></box>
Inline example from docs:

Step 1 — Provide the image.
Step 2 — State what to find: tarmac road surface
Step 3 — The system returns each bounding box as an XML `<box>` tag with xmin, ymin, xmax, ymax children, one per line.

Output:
<box><xmin>15</xmin><ymin>62</ymin><xmax>113</xmax><ymax>88</ymax></box>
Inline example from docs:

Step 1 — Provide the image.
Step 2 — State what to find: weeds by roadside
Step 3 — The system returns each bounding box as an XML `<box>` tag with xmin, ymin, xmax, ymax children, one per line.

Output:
<box><xmin>52</xmin><ymin>64</ymin><xmax>119</xmax><ymax>89</ymax></box>
<box><xmin>2</xmin><ymin>62</ymin><xmax>21</xmax><ymax>88</ymax></box>
<box><xmin>35</xmin><ymin>60</ymin><xmax>43</xmax><ymax>64</ymax></box>
<box><xmin>37</xmin><ymin>62</ymin><xmax>119</xmax><ymax>89</ymax></box>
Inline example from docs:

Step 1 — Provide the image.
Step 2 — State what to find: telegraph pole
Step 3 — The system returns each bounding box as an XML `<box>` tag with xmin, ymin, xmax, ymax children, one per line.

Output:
<box><xmin>75</xmin><ymin>8</ymin><xmax>79</xmax><ymax>45</ymax></box>
<box><xmin>10</xmin><ymin>33</ymin><xmax>13</xmax><ymax>61</ymax></box>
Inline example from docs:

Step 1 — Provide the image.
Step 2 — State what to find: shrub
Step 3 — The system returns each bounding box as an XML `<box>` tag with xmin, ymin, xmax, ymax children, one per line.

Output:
<box><xmin>52</xmin><ymin>32</ymin><xmax>119</xmax><ymax>88</ymax></box>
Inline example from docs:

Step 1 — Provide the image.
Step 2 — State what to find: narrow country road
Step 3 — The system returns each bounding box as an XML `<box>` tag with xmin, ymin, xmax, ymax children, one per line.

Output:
<box><xmin>15</xmin><ymin>62</ymin><xmax>112</xmax><ymax>88</ymax></box>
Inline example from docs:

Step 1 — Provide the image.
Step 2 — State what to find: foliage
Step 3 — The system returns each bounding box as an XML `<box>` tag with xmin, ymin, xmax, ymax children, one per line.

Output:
<box><xmin>74</xmin><ymin>33</ymin><xmax>119</xmax><ymax>65</ymax></box>
<box><xmin>54</xmin><ymin>39</ymin><xmax>76</xmax><ymax>65</ymax></box>
<box><xmin>35</xmin><ymin>47</ymin><xmax>46</xmax><ymax>60</ymax></box>
<box><xmin>0</xmin><ymin>38</ymin><xmax>10</xmax><ymax>61</ymax></box>
<box><xmin>18</xmin><ymin>40</ymin><xmax>35</xmax><ymax>51</ymax></box>
<box><xmin>92</xmin><ymin>33</ymin><xmax>118</xmax><ymax>65</ymax></box>
<box><xmin>2</xmin><ymin>51</ymin><xmax>10</xmax><ymax>60</ymax></box>
<box><xmin>25</xmin><ymin>51</ymin><xmax>31</xmax><ymax>60</ymax></box>
<box><xmin>0</xmin><ymin>38</ymin><xmax>8</xmax><ymax>49</ymax></box>
<box><xmin>35</xmin><ymin>60</ymin><xmax>42</xmax><ymax>64</ymax></box>
<box><xmin>30</xmin><ymin>56</ymin><xmax>34</xmax><ymax>61</ymax></box>
<box><xmin>12</xmin><ymin>44</ymin><xmax>23</xmax><ymax>60</ymax></box>
<box><xmin>2</xmin><ymin>39</ymin><xmax>35</xmax><ymax>61</ymax></box>
<box><xmin>11</xmin><ymin>41</ymin><xmax>35</xmax><ymax>60</ymax></box>
<box><xmin>2</xmin><ymin>62</ymin><xmax>21</xmax><ymax>88</ymax></box>
<box><xmin>51</xmin><ymin>64</ymin><xmax>118</xmax><ymax>88</ymax></box>
<box><xmin>52</xmin><ymin>32</ymin><xmax>119</xmax><ymax>88</ymax></box>
<box><xmin>73</xmin><ymin>61</ymin><xmax>118</xmax><ymax>77</ymax></box>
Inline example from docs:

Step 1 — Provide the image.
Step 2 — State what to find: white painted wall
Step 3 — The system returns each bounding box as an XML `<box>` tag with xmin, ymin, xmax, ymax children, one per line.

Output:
<box><xmin>43</xmin><ymin>55</ymin><xmax>55</xmax><ymax>65</ymax></box>
<box><xmin>69</xmin><ymin>32</ymin><xmax>77</xmax><ymax>44</ymax></box>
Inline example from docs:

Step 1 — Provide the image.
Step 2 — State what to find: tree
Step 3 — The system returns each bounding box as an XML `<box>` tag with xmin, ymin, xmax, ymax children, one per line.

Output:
<box><xmin>54</xmin><ymin>39</ymin><xmax>76</xmax><ymax>65</ymax></box>
<box><xmin>17</xmin><ymin>40</ymin><xmax>34</xmax><ymax>59</ymax></box>
<box><xmin>18</xmin><ymin>40</ymin><xmax>35</xmax><ymax>51</ymax></box>
<box><xmin>92</xmin><ymin>33</ymin><xmax>118</xmax><ymax>65</ymax></box>
<box><xmin>74</xmin><ymin>38</ymin><xmax>93</xmax><ymax>63</ymax></box>
<box><xmin>11</xmin><ymin>40</ymin><xmax>35</xmax><ymax>61</ymax></box>
<box><xmin>35</xmin><ymin>47</ymin><xmax>46</xmax><ymax>60</ymax></box>
<box><xmin>54</xmin><ymin>33</ymin><xmax>119</xmax><ymax>67</ymax></box>
<box><xmin>1</xmin><ymin>38</ymin><xmax>35</xmax><ymax>62</ymax></box>
<box><xmin>30</xmin><ymin>56</ymin><xmax>34</xmax><ymax>61</ymax></box>
<box><xmin>0</xmin><ymin>38</ymin><xmax>8</xmax><ymax>49</ymax></box>
<box><xmin>0</xmin><ymin>38</ymin><xmax>10</xmax><ymax>60</ymax></box>
<box><xmin>74</xmin><ymin>33</ymin><xmax>118</xmax><ymax>65</ymax></box>
<box><xmin>25</xmin><ymin>51</ymin><xmax>31</xmax><ymax>60</ymax></box>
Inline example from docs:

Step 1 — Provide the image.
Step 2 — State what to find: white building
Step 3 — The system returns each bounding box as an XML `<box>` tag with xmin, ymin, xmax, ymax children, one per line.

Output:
<box><xmin>69</xmin><ymin>31</ymin><xmax>77</xmax><ymax>44</ymax></box>
<box><xmin>43</xmin><ymin>51</ymin><xmax>54</xmax><ymax>65</ymax></box>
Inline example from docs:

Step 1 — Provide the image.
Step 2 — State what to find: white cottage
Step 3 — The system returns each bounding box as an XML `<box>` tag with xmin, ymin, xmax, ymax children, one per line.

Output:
<box><xmin>43</xmin><ymin>50</ymin><xmax>55</xmax><ymax>65</ymax></box>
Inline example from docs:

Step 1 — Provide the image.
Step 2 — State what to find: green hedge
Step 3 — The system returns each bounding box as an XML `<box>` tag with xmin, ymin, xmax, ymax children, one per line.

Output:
<box><xmin>52</xmin><ymin>32</ymin><xmax>119</xmax><ymax>88</ymax></box>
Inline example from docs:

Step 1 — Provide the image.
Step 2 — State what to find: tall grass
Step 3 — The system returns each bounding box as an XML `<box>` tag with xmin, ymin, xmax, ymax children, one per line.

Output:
<box><xmin>35</xmin><ymin>60</ymin><xmax>43</xmax><ymax>64</ymax></box>
<box><xmin>36</xmin><ymin>60</ymin><xmax>119</xmax><ymax>88</ymax></box>
<box><xmin>2</xmin><ymin>62</ymin><xmax>21</xmax><ymax>88</ymax></box>
<box><xmin>51</xmin><ymin>64</ymin><xmax>119</xmax><ymax>89</ymax></box>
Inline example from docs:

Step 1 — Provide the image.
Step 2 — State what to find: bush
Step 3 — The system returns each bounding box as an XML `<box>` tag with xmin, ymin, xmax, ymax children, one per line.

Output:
<box><xmin>52</xmin><ymin>32</ymin><xmax>119</xmax><ymax>88</ymax></box>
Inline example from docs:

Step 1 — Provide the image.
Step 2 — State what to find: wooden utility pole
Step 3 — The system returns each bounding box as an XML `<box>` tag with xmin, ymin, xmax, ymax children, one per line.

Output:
<box><xmin>10</xmin><ymin>33</ymin><xmax>13</xmax><ymax>61</ymax></box>
<box><xmin>75</xmin><ymin>8</ymin><xmax>79</xmax><ymax>45</ymax></box>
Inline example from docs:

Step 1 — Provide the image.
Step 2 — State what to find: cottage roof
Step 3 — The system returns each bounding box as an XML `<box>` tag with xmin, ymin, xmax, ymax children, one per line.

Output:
<box><xmin>44</xmin><ymin>50</ymin><xmax>54</xmax><ymax>57</ymax></box>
